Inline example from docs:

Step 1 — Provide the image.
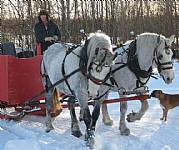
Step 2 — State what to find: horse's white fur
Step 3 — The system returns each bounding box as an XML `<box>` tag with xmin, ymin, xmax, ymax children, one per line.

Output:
<box><xmin>41</xmin><ymin>44</ymin><xmax>87</xmax><ymax>107</ymax></box>
<box><xmin>136</xmin><ymin>33</ymin><xmax>174</xmax><ymax>84</ymax></box>
<box><xmin>101</xmin><ymin>32</ymin><xmax>175</xmax><ymax>135</ymax></box>
<box><xmin>86</xmin><ymin>33</ymin><xmax>113</xmax><ymax>71</ymax></box>
<box><xmin>88</xmin><ymin>63</ymin><xmax>111</xmax><ymax>97</ymax></box>
<box><xmin>41</xmin><ymin>32</ymin><xmax>113</xmax><ymax>109</ymax></box>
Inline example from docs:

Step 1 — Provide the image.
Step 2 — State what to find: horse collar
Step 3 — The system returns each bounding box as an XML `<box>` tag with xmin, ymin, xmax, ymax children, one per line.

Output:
<box><xmin>79</xmin><ymin>39</ymin><xmax>90</xmax><ymax>75</ymax></box>
<box><xmin>127</xmin><ymin>39</ymin><xmax>153</xmax><ymax>87</ymax></box>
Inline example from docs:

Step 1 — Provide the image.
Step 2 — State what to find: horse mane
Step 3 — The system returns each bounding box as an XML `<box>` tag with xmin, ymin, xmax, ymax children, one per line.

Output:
<box><xmin>137</xmin><ymin>32</ymin><xmax>166</xmax><ymax>51</ymax></box>
<box><xmin>87</xmin><ymin>32</ymin><xmax>113</xmax><ymax>55</ymax></box>
<box><xmin>79</xmin><ymin>32</ymin><xmax>112</xmax><ymax>74</ymax></box>
<box><xmin>86</xmin><ymin>32</ymin><xmax>113</xmax><ymax>70</ymax></box>
<box><xmin>135</xmin><ymin>33</ymin><xmax>166</xmax><ymax>69</ymax></box>
<box><xmin>79</xmin><ymin>39</ymin><xmax>90</xmax><ymax>75</ymax></box>
<box><xmin>126</xmin><ymin>32</ymin><xmax>166</xmax><ymax>83</ymax></box>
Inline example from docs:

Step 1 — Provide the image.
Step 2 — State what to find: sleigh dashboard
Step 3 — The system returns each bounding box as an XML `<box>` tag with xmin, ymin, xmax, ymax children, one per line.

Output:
<box><xmin>0</xmin><ymin>55</ymin><xmax>44</xmax><ymax>107</ymax></box>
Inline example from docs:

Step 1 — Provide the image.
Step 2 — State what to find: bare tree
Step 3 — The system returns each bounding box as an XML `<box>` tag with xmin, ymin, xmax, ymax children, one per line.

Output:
<box><xmin>1</xmin><ymin>0</ymin><xmax>179</xmax><ymax>46</ymax></box>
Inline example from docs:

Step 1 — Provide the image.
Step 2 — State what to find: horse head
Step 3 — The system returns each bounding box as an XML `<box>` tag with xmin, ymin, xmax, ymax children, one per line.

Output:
<box><xmin>83</xmin><ymin>32</ymin><xmax>115</xmax><ymax>97</ymax></box>
<box><xmin>153</xmin><ymin>34</ymin><xmax>175</xmax><ymax>84</ymax></box>
<box><xmin>136</xmin><ymin>33</ymin><xmax>175</xmax><ymax>85</ymax></box>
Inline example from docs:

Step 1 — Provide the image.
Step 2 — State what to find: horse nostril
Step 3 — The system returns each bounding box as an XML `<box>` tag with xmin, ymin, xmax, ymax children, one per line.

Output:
<box><xmin>167</xmin><ymin>77</ymin><xmax>170</xmax><ymax>81</ymax></box>
<box><xmin>96</xmin><ymin>66</ymin><xmax>102</xmax><ymax>72</ymax></box>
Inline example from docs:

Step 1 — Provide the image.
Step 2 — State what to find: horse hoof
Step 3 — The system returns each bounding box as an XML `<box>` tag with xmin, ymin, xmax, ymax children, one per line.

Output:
<box><xmin>45</xmin><ymin>126</ymin><xmax>54</xmax><ymax>133</ymax></box>
<box><xmin>126</xmin><ymin>117</ymin><xmax>134</xmax><ymax>122</ymax></box>
<box><xmin>79</xmin><ymin>117</ymin><xmax>84</xmax><ymax>122</ymax></box>
<box><xmin>103</xmin><ymin>118</ymin><xmax>113</xmax><ymax>126</ymax></box>
<box><xmin>120</xmin><ymin>128</ymin><xmax>130</xmax><ymax>136</ymax></box>
<box><xmin>85</xmin><ymin>129</ymin><xmax>95</xmax><ymax>149</ymax></box>
<box><xmin>86</xmin><ymin>136</ymin><xmax>95</xmax><ymax>149</ymax></box>
<box><xmin>127</xmin><ymin>112</ymin><xmax>138</xmax><ymax>122</ymax></box>
<box><xmin>45</xmin><ymin>122</ymin><xmax>54</xmax><ymax>133</ymax></box>
<box><xmin>72</xmin><ymin>130</ymin><xmax>83</xmax><ymax>138</ymax></box>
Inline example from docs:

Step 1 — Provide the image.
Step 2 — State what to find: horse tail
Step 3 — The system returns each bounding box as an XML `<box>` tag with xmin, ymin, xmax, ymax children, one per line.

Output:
<box><xmin>50</xmin><ymin>88</ymin><xmax>63</xmax><ymax>117</ymax></box>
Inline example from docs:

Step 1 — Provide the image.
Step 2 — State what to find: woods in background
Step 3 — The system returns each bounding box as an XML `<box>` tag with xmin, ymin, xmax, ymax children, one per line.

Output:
<box><xmin>0</xmin><ymin>0</ymin><xmax>178</xmax><ymax>50</ymax></box>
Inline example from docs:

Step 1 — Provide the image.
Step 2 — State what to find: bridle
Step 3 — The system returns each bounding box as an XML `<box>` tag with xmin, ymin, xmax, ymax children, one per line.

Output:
<box><xmin>87</xmin><ymin>61</ymin><xmax>112</xmax><ymax>86</ymax></box>
<box><xmin>86</xmin><ymin>47</ymin><xmax>114</xmax><ymax>86</ymax></box>
<box><xmin>153</xmin><ymin>36</ymin><xmax>173</xmax><ymax>74</ymax></box>
<box><xmin>79</xmin><ymin>38</ymin><xmax>115</xmax><ymax>87</ymax></box>
<box><xmin>109</xmin><ymin>35</ymin><xmax>173</xmax><ymax>90</ymax></box>
<box><xmin>61</xmin><ymin>40</ymin><xmax>115</xmax><ymax>99</ymax></box>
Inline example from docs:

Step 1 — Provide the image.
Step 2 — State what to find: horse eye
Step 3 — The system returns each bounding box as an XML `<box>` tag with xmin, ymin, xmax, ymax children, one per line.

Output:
<box><xmin>103</xmin><ymin>62</ymin><xmax>109</xmax><ymax>66</ymax></box>
<box><xmin>165</xmin><ymin>45</ymin><xmax>169</xmax><ymax>49</ymax></box>
<box><xmin>165</xmin><ymin>49</ymin><xmax>170</xmax><ymax>55</ymax></box>
<box><xmin>104</xmin><ymin>64</ymin><xmax>110</xmax><ymax>67</ymax></box>
<box><xmin>95</xmin><ymin>48</ymin><xmax>99</xmax><ymax>55</ymax></box>
<box><xmin>158</xmin><ymin>55</ymin><xmax>163</xmax><ymax>60</ymax></box>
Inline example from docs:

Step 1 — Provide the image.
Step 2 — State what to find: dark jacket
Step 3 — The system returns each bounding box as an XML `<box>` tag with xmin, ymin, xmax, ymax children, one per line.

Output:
<box><xmin>34</xmin><ymin>21</ymin><xmax>61</xmax><ymax>53</ymax></box>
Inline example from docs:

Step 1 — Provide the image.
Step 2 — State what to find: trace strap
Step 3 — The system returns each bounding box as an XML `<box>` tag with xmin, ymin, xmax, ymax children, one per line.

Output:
<box><xmin>25</xmin><ymin>68</ymin><xmax>81</xmax><ymax>106</ymax></box>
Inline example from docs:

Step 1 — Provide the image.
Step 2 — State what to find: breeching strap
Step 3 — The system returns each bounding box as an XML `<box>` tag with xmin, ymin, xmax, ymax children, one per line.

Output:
<box><xmin>25</xmin><ymin>68</ymin><xmax>81</xmax><ymax>105</ymax></box>
<box><xmin>62</xmin><ymin>53</ymin><xmax>76</xmax><ymax>96</ymax></box>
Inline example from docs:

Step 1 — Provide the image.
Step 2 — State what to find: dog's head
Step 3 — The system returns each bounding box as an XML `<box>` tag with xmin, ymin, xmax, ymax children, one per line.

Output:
<box><xmin>150</xmin><ymin>90</ymin><xmax>163</xmax><ymax>98</ymax></box>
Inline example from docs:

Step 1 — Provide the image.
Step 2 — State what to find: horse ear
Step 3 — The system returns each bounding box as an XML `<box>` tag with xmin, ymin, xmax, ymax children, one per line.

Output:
<box><xmin>166</xmin><ymin>35</ymin><xmax>175</xmax><ymax>46</ymax></box>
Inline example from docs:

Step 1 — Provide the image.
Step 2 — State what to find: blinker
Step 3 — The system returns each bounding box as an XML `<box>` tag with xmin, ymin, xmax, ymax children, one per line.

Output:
<box><xmin>95</xmin><ymin>48</ymin><xmax>99</xmax><ymax>55</ymax></box>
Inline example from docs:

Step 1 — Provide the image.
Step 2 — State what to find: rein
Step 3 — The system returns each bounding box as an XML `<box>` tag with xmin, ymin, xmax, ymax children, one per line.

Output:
<box><xmin>25</xmin><ymin>68</ymin><xmax>81</xmax><ymax>106</ymax></box>
<box><xmin>25</xmin><ymin>37</ymin><xmax>115</xmax><ymax>107</ymax></box>
<box><xmin>60</xmin><ymin>41</ymin><xmax>114</xmax><ymax>102</ymax></box>
<box><xmin>26</xmin><ymin>44</ymin><xmax>81</xmax><ymax>105</ymax></box>
<box><xmin>109</xmin><ymin>39</ymin><xmax>154</xmax><ymax>89</ymax></box>
<box><xmin>116</xmin><ymin>39</ymin><xmax>152</xmax><ymax>88</ymax></box>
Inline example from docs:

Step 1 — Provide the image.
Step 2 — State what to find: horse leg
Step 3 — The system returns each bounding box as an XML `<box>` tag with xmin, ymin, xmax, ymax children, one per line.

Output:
<box><xmin>68</xmin><ymin>97</ymin><xmax>82</xmax><ymax>138</ymax></box>
<box><xmin>91</xmin><ymin>101</ymin><xmax>101</xmax><ymax>130</ymax></box>
<box><xmin>45</xmin><ymin>109</ymin><xmax>54</xmax><ymax>133</ymax></box>
<box><xmin>119</xmin><ymin>101</ymin><xmax>130</xmax><ymax>136</ymax></box>
<box><xmin>44</xmin><ymin>76</ymin><xmax>55</xmax><ymax>133</ymax></box>
<box><xmin>127</xmin><ymin>100</ymin><xmax>149</xmax><ymax>122</ymax></box>
<box><xmin>102</xmin><ymin>103</ymin><xmax>113</xmax><ymax>126</ymax></box>
<box><xmin>86</xmin><ymin>101</ymin><xmax>101</xmax><ymax>149</ymax></box>
<box><xmin>83</xmin><ymin>106</ymin><xmax>95</xmax><ymax>149</ymax></box>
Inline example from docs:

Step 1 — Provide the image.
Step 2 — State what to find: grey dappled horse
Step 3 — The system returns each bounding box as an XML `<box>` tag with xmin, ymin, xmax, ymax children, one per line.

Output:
<box><xmin>41</xmin><ymin>32</ymin><xmax>115</xmax><ymax>148</ymax></box>
<box><xmin>100</xmin><ymin>33</ymin><xmax>175</xmax><ymax>135</ymax></box>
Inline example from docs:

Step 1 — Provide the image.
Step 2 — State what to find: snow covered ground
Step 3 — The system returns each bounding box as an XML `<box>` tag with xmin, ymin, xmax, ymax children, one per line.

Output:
<box><xmin>1</xmin><ymin>63</ymin><xmax>179</xmax><ymax>150</ymax></box>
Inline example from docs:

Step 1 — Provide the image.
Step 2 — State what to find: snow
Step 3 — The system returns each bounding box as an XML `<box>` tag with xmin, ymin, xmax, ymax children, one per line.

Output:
<box><xmin>1</xmin><ymin>63</ymin><xmax>179</xmax><ymax>150</ymax></box>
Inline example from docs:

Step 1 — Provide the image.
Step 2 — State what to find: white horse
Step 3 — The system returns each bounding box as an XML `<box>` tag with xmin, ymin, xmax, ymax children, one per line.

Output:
<box><xmin>100</xmin><ymin>33</ymin><xmax>175</xmax><ymax>135</ymax></box>
<box><xmin>41</xmin><ymin>32</ymin><xmax>115</xmax><ymax>148</ymax></box>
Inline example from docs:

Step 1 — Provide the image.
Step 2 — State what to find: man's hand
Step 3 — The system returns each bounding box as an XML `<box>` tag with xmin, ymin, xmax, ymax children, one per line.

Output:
<box><xmin>45</xmin><ymin>37</ymin><xmax>54</xmax><ymax>42</ymax></box>
<box><xmin>53</xmin><ymin>35</ymin><xmax>58</xmax><ymax>41</ymax></box>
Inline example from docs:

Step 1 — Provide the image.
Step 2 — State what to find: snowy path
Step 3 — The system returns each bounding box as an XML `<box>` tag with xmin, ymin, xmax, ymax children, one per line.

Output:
<box><xmin>1</xmin><ymin>99</ymin><xmax>179</xmax><ymax>150</ymax></box>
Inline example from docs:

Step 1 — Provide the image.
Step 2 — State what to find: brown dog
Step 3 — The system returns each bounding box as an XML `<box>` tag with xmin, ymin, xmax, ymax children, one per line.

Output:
<box><xmin>150</xmin><ymin>90</ymin><xmax>179</xmax><ymax>121</ymax></box>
